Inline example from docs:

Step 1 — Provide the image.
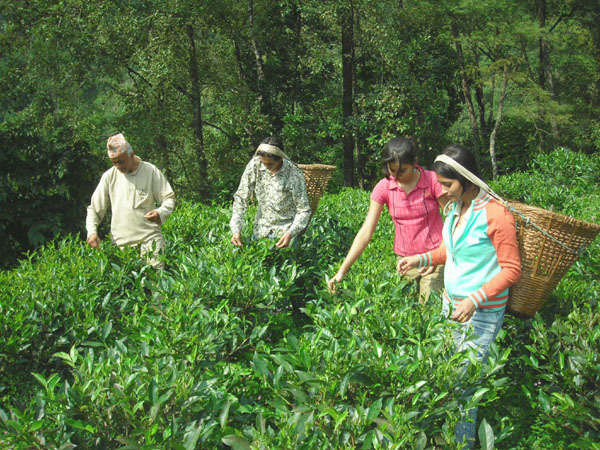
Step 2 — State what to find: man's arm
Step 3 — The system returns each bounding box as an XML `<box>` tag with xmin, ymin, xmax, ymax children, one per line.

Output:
<box><xmin>86</xmin><ymin>173</ymin><xmax>110</xmax><ymax>246</ymax></box>
<box><xmin>151</xmin><ymin>167</ymin><xmax>176</xmax><ymax>223</ymax></box>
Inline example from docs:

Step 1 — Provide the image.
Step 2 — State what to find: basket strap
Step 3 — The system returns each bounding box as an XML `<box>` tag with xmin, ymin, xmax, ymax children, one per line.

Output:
<box><xmin>503</xmin><ymin>204</ymin><xmax>584</xmax><ymax>256</ymax></box>
<box><xmin>434</xmin><ymin>154</ymin><xmax>586</xmax><ymax>256</ymax></box>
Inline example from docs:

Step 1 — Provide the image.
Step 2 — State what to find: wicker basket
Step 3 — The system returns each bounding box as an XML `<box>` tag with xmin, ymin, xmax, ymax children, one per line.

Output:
<box><xmin>297</xmin><ymin>164</ymin><xmax>336</xmax><ymax>212</ymax></box>
<box><xmin>507</xmin><ymin>201</ymin><xmax>600</xmax><ymax>317</ymax></box>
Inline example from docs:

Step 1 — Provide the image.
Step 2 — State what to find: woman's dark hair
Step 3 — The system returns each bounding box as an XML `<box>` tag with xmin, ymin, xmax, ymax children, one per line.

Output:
<box><xmin>381</xmin><ymin>137</ymin><xmax>418</xmax><ymax>178</ymax></box>
<box><xmin>257</xmin><ymin>136</ymin><xmax>283</xmax><ymax>161</ymax></box>
<box><xmin>432</xmin><ymin>144</ymin><xmax>480</xmax><ymax>191</ymax></box>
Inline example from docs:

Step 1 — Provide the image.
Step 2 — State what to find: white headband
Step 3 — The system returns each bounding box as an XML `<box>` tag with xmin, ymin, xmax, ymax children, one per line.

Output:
<box><xmin>255</xmin><ymin>143</ymin><xmax>289</xmax><ymax>160</ymax></box>
<box><xmin>434</xmin><ymin>154</ymin><xmax>502</xmax><ymax>202</ymax></box>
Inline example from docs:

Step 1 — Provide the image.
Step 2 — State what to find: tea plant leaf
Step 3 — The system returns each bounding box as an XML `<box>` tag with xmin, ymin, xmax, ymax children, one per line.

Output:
<box><xmin>478</xmin><ymin>418</ymin><xmax>494</xmax><ymax>450</ymax></box>
<box><xmin>415</xmin><ymin>431</ymin><xmax>427</xmax><ymax>450</ymax></box>
<box><xmin>471</xmin><ymin>387</ymin><xmax>490</xmax><ymax>404</ymax></box>
<box><xmin>367</xmin><ymin>398</ymin><xmax>382</xmax><ymax>420</ymax></box>
<box><xmin>102</xmin><ymin>321</ymin><xmax>112</xmax><ymax>340</ymax></box>
<box><xmin>252</xmin><ymin>352</ymin><xmax>270</xmax><ymax>379</ymax></box>
<box><xmin>183</xmin><ymin>421</ymin><xmax>202</xmax><ymax>450</ymax></box>
<box><xmin>65</xmin><ymin>418</ymin><xmax>96</xmax><ymax>433</ymax></box>
<box><xmin>220</xmin><ymin>399</ymin><xmax>232</xmax><ymax>428</ymax></box>
<box><xmin>221</xmin><ymin>434</ymin><xmax>251</xmax><ymax>450</ymax></box>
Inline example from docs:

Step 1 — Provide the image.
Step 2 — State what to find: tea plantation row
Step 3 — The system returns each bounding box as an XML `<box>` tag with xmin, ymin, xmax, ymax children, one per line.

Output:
<box><xmin>1</xmin><ymin>149</ymin><xmax>598</xmax><ymax>448</ymax></box>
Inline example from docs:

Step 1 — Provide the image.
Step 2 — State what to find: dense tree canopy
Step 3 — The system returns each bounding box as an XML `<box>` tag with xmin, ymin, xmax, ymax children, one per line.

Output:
<box><xmin>1</xmin><ymin>0</ymin><xmax>599</xmax><ymax>265</ymax></box>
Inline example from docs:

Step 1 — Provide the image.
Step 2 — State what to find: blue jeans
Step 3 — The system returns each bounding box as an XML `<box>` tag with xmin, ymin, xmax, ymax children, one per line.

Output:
<box><xmin>442</xmin><ymin>299</ymin><xmax>505</xmax><ymax>448</ymax></box>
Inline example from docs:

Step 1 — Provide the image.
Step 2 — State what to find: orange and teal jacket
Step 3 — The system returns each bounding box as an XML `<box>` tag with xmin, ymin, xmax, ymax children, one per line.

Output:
<box><xmin>417</xmin><ymin>193</ymin><xmax>521</xmax><ymax>311</ymax></box>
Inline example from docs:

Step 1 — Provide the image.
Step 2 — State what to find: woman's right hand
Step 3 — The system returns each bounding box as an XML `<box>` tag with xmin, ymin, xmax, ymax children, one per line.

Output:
<box><xmin>327</xmin><ymin>271</ymin><xmax>345</xmax><ymax>294</ymax></box>
<box><xmin>397</xmin><ymin>255</ymin><xmax>419</xmax><ymax>274</ymax></box>
<box><xmin>231</xmin><ymin>233</ymin><xmax>243</xmax><ymax>247</ymax></box>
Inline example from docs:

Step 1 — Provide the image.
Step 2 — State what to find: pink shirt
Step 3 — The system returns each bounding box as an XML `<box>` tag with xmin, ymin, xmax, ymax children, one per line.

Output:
<box><xmin>371</xmin><ymin>166</ymin><xmax>444</xmax><ymax>256</ymax></box>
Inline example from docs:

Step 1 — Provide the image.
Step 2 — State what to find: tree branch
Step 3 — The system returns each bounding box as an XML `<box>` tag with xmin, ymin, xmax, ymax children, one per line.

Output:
<box><xmin>204</xmin><ymin>121</ymin><xmax>237</xmax><ymax>141</ymax></box>
<box><xmin>548</xmin><ymin>6</ymin><xmax>576</xmax><ymax>33</ymax></box>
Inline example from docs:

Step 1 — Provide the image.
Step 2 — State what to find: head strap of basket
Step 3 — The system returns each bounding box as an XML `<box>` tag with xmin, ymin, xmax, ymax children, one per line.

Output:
<box><xmin>434</xmin><ymin>153</ymin><xmax>600</xmax><ymax>318</ymax></box>
<box><xmin>297</xmin><ymin>164</ymin><xmax>336</xmax><ymax>212</ymax></box>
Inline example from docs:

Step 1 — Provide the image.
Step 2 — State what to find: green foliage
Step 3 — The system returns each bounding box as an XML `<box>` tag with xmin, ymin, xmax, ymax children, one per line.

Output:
<box><xmin>3</xmin><ymin>147</ymin><xmax>599</xmax><ymax>447</ymax></box>
<box><xmin>491</xmin><ymin>148</ymin><xmax>600</xmax><ymax>223</ymax></box>
<box><xmin>1</xmin><ymin>189</ymin><xmax>508</xmax><ymax>449</ymax></box>
<box><xmin>0</xmin><ymin>123</ymin><xmax>102</xmax><ymax>268</ymax></box>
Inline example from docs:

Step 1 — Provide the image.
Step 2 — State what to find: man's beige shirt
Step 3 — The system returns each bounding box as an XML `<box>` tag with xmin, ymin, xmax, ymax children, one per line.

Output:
<box><xmin>86</xmin><ymin>159</ymin><xmax>175</xmax><ymax>246</ymax></box>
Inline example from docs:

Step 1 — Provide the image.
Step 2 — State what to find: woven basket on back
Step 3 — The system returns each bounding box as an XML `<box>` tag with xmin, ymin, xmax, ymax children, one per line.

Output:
<box><xmin>507</xmin><ymin>201</ymin><xmax>600</xmax><ymax>317</ymax></box>
<box><xmin>297</xmin><ymin>164</ymin><xmax>336</xmax><ymax>212</ymax></box>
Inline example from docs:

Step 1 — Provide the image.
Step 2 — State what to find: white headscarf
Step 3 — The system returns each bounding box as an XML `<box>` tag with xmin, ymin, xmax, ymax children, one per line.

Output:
<box><xmin>434</xmin><ymin>154</ymin><xmax>503</xmax><ymax>203</ymax></box>
<box><xmin>254</xmin><ymin>143</ymin><xmax>290</xmax><ymax>160</ymax></box>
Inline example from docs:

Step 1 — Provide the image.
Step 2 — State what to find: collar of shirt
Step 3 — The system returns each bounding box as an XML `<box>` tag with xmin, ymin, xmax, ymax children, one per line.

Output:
<box><xmin>387</xmin><ymin>166</ymin><xmax>427</xmax><ymax>192</ymax></box>
<box><xmin>125</xmin><ymin>157</ymin><xmax>144</xmax><ymax>177</ymax></box>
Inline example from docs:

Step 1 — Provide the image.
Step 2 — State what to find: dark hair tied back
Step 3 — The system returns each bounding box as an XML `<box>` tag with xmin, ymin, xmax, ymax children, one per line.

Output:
<box><xmin>432</xmin><ymin>145</ymin><xmax>480</xmax><ymax>191</ymax></box>
<box><xmin>381</xmin><ymin>137</ymin><xmax>418</xmax><ymax>178</ymax></box>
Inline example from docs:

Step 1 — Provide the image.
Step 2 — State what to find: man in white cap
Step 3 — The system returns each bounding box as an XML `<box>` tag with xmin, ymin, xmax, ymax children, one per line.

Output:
<box><xmin>86</xmin><ymin>133</ymin><xmax>175</xmax><ymax>269</ymax></box>
<box><xmin>230</xmin><ymin>136</ymin><xmax>311</xmax><ymax>248</ymax></box>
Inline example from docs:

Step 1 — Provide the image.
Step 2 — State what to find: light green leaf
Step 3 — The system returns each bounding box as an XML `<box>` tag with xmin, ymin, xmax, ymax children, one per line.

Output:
<box><xmin>221</xmin><ymin>434</ymin><xmax>251</xmax><ymax>450</ymax></box>
<box><xmin>478</xmin><ymin>418</ymin><xmax>495</xmax><ymax>450</ymax></box>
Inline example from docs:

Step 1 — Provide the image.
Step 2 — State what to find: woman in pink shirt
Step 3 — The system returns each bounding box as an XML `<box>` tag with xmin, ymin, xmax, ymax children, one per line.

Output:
<box><xmin>327</xmin><ymin>137</ymin><xmax>446</xmax><ymax>303</ymax></box>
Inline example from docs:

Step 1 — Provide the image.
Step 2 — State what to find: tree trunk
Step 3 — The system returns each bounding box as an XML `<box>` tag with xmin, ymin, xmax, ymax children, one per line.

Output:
<box><xmin>187</xmin><ymin>25</ymin><xmax>207</xmax><ymax>182</ymax></box>
<box><xmin>452</xmin><ymin>24</ymin><xmax>482</xmax><ymax>159</ymax></box>
<box><xmin>353</xmin><ymin>4</ymin><xmax>365</xmax><ymax>188</ymax></box>
<box><xmin>489</xmin><ymin>65</ymin><xmax>508</xmax><ymax>180</ymax></box>
<box><xmin>341</xmin><ymin>3</ymin><xmax>355</xmax><ymax>186</ymax></box>
<box><xmin>233</xmin><ymin>38</ymin><xmax>246</xmax><ymax>83</ymax></box>
<box><xmin>537</xmin><ymin>0</ymin><xmax>547</xmax><ymax>88</ymax></box>
<box><xmin>473</xmin><ymin>49</ymin><xmax>487</xmax><ymax>137</ymax></box>
<box><xmin>289</xmin><ymin>0</ymin><xmax>303</xmax><ymax>112</ymax></box>
<box><xmin>249</xmin><ymin>0</ymin><xmax>266</xmax><ymax>112</ymax></box>
<box><xmin>537</xmin><ymin>0</ymin><xmax>560</xmax><ymax>146</ymax></box>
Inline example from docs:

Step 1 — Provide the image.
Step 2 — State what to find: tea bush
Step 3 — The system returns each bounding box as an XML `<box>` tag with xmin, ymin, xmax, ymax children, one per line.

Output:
<box><xmin>1</xmin><ymin>149</ymin><xmax>599</xmax><ymax>448</ymax></box>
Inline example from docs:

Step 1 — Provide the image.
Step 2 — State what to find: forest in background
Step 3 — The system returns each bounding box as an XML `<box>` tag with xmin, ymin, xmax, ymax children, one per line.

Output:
<box><xmin>2</xmin><ymin>0</ymin><xmax>600</xmax><ymax>266</ymax></box>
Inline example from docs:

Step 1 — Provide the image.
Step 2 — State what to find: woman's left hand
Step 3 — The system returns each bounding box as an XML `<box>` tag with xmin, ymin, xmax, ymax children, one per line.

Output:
<box><xmin>418</xmin><ymin>266</ymin><xmax>435</xmax><ymax>277</ymax></box>
<box><xmin>275</xmin><ymin>232</ymin><xmax>292</xmax><ymax>248</ymax></box>
<box><xmin>451</xmin><ymin>299</ymin><xmax>477</xmax><ymax>323</ymax></box>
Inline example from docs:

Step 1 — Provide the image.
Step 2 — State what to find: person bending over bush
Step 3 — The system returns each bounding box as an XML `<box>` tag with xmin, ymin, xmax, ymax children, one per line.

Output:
<box><xmin>230</xmin><ymin>136</ymin><xmax>311</xmax><ymax>249</ymax></box>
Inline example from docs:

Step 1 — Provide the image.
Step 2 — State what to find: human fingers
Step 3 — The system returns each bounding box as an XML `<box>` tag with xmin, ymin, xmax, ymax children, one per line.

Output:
<box><xmin>327</xmin><ymin>277</ymin><xmax>337</xmax><ymax>294</ymax></box>
<box><xmin>397</xmin><ymin>258</ymin><xmax>409</xmax><ymax>274</ymax></box>
<box><xmin>418</xmin><ymin>266</ymin><xmax>435</xmax><ymax>276</ymax></box>
<box><xmin>87</xmin><ymin>235</ymin><xmax>100</xmax><ymax>248</ymax></box>
<box><xmin>145</xmin><ymin>211</ymin><xmax>160</xmax><ymax>223</ymax></box>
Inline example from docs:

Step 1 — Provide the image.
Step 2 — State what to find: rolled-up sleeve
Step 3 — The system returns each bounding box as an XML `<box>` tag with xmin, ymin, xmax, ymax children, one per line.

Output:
<box><xmin>152</xmin><ymin>167</ymin><xmax>176</xmax><ymax>223</ymax></box>
<box><xmin>230</xmin><ymin>160</ymin><xmax>256</xmax><ymax>235</ymax></box>
<box><xmin>86</xmin><ymin>173</ymin><xmax>110</xmax><ymax>238</ymax></box>
<box><xmin>286</xmin><ymin>169</ymin><xmax>312</xmax><ymax>237</ymax></box>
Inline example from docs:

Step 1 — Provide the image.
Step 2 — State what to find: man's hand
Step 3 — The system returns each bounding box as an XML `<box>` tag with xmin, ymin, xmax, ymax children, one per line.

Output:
<box><xmin>275</xmin><ymin>232</ymin><xmax>292</xmax><ymax>248</ymax></box>
<box><xmin>231</xmin><ymin>233</ymin><xmax>243</xmax><ymax>247</ymax></box>
<box><xmin>87</xmin><ymin>233</ymin><xmax>100</xmax><ymax>248</ymax></box>
<box><xmin>397</xmin><ymin>255</ymin><xmax>420</xmax><ymax>274</ymax></box>
<box><xmin>327</xmin><ymin>271</ymin><xmax>345</xmax><ymax>294</ymax></box>
<box><xmin>144</xmin><ymin>210</ymin><xmax>161</xmax><ymax>223</ymax></box>
<box><xmin>451</xmin><ymin>299</ymin><xmax>477</xmax><ymax>323</ymax></box>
